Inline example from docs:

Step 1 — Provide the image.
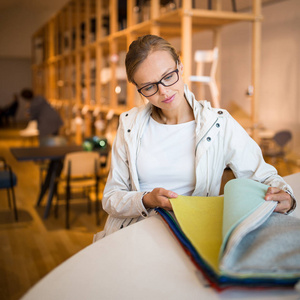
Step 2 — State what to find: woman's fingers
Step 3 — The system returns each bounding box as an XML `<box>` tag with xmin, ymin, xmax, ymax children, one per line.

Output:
<box><xmin>265</xmin><ymin>187</ymin><xmax>292</xmax><ymax>213</ymax></box>
<box><xmin>143</xmin><ymin>188</ymin><xmax>178</xmax><ymax>210</ymax></box>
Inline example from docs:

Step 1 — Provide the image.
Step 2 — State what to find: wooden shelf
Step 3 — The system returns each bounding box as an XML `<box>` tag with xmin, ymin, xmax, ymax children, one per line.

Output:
<box><xmin>32</xmin><ymin>0</ymin><xmax>262</xmax><ymax>144</ymax></box>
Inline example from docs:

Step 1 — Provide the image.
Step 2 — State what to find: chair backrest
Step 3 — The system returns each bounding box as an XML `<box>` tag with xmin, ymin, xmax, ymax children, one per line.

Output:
<box><xmin>0</xmin><ymin>158</ymin><xmax>17</xmax><ymax>188</ymax></box>
<box><xmin>19</xmin><ymin>120</ymin><xmax>39</xmax><ymax>137</ymax></box>
<box><xmin>61</xmin><ymin>151</ymin><xmax>100</xmax><ymax>177</ymax></box>
<box><xmin>194</xmin><ymin>47</ymin><xmax>218</xmax><ymax>78</ymax></box>
<box><xmin>25</xmin><ymin>120</ymin><xmax>38</xmax><ymax>130</ymax></box>
<box><xmin>273</xmin><ymin>130</ymin><xmax>292</xmax><ymax>148</ymax></box>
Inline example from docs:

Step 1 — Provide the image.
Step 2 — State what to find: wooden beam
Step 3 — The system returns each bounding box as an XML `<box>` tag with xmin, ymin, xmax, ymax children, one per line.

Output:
<box><xmin>181</xmin><ymin>0</ymin><xmax>192</xmax><ymax>88</ymax></box>
<box><xmin>190</xmin><ymin>9</ymin><xmax>258</xmax><ymax>22</ymax></box>
<box><xmin>109</xmin><ymin>0</ymin><xmax>118</xmax><ymax>34</ymax></box>
<box><xmin>85</xmin><ymin>0</ymin><xmax>91</xmax><ymax>46</ymax></box>
<box><xmin>75</xmin><ymin>0</ymin><xmax>81</xmax><ymax>51</ymax></box>
<box><xmin>109</xmin><ymin>39</ymin><xmax>118</xmax><ymax>109</ymax></box>
<box><xmin>96</xmin><ymin>0</ymin><xmax>103</xmax><ymax>41</ymax></box>
<box><xmin>127</xmin><ymin>0</ymin><xmax>135</xmax><ymax>28</ymax></box>
<box><xmin>96</xmin><ymin>45</ymin><xmax>102</xmax><ymax>106</ymax></box>
<box><xmin>213</xmin><ymin>27</ymin><xmax>221</xmax><ymax>106</ymax></box>
<box><xmin>251</xmin><ymin>0</ymin><xmax>262</xmax><ymax>141</ymax></box>
<box><xmin>85</xmin><ymin>49</ymin><xmax>91</xmax><ymax>105</ymax></box>
<box><xmin>126</xmin><ymin>32</ymin><xmax>136</xmax><ymax>109</ymax></box>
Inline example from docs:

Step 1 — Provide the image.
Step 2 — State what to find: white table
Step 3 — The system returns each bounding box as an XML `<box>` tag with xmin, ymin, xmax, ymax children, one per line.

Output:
<box><xmin>284</xmin><ymin>172</ymin><xmax>300</xmax><ymax>219</ymax></box>
<box><xmin>21</xmin><ymin>173</ymin><xmax>300</xmax><ymax>300</ymax></box>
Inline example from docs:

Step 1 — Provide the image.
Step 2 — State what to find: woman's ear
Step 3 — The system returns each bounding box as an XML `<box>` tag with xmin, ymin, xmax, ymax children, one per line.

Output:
<box><xmin>178</xmin><ymin>61</ymin><xmax>184</xmax><ymax>75</ymax></box>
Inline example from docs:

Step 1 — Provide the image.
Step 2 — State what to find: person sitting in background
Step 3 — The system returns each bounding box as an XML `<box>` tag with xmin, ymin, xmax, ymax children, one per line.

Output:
<box><xmin>0</xmin><ymin>94</ymin><xmax>19</xmax><ymax>127</ymax></box>
<box><xmin>20</xmin><ymin>88</ymin><xmax>63</xmax><ymax>139</ymax></box>
<box><xmin>94</xmin><ymin>34</ymin><xmax>296</xmax><ymax>240</ymax></box>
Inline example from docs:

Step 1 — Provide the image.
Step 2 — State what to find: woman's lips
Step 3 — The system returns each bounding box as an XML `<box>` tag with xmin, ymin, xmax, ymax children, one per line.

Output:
<box><xmin>162</xmin><ymin>94</ymin><xmax>175</xmax><ymax>104</ymax></box>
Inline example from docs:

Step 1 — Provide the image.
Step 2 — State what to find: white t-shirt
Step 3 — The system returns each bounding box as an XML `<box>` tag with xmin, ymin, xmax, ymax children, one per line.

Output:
<box><xmin>137</xmin><ymin>117</ymin><xmax>196</xmax><ymax>196</ymax></box>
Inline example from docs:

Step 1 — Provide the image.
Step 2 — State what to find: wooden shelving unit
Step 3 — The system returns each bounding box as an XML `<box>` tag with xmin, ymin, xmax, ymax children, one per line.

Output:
<box><xmin>32</xmin><ymin>0</ymin><xmax>262</xmax><ymax>144</ymax></box>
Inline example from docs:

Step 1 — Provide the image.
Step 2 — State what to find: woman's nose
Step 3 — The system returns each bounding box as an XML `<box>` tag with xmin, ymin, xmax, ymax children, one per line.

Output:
<box><xmin>157</xmin><ymin>83</ymin><xmax>167</xmax><ymax>95</ymax></box>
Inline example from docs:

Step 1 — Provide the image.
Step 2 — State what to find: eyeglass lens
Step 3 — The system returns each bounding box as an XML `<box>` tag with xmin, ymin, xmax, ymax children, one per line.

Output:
<box><xmin>139</xmin><ymin>69</ymin><xmax>179</xmax><ymax>97</ymax></box>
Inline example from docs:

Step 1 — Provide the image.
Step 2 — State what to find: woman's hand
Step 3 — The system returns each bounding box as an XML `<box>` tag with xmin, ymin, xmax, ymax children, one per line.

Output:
<box><xmin>142</xmin><ymin>188</ymin><xmax>178</xmax><ymax>210</ymax></box>
<box><xmin>265</xmin><ymin>187</ymin><xmax>293</xmax><ymax>214</ymax></box>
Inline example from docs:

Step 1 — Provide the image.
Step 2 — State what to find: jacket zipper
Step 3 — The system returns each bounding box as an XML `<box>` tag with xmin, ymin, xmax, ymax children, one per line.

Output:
<box><xmin>195</xmin><ymin>118</ymin><xmax>219</xmax><ymax>153</ymax></box>
<box><xmin>195</xmin><ymin>118</ymin><xmax>219</xmax><ymax>197</ymax></box>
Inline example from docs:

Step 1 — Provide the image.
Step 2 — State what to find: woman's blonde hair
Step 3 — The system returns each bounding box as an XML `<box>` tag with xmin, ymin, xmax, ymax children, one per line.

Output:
<box><xmin>125</xmin><ymin>35</ymin><xmax>180</xmax><ymax>84</ymax></box>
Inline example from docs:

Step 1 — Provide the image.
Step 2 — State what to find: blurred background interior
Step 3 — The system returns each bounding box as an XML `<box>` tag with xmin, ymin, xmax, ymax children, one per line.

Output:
<box><xmin>0</xmin><ymin>0</ymin><xmax>299</xmax><ymax>299</ymax></box>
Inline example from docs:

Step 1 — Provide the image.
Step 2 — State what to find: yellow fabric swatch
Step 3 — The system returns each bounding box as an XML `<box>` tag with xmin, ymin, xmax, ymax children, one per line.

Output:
<box><xmin>170</xmin><ymin>195</ymin><xmax>224</xmax><ymax>272</ymax></box>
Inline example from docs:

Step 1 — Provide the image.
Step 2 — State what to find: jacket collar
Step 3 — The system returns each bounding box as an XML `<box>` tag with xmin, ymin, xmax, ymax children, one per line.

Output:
<box><xmin>123</xmin><ymin>85</ymin><xmax>219</xmax><ymax>144</ymax></box>
<box><xmin>184</xmin><ymin>84</ymin><xmax>219</xmax><ymax>144</ymax></box>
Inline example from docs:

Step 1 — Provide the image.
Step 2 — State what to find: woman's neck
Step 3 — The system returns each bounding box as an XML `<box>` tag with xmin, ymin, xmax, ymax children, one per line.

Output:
<box><xmin>152</xmin><ymin>100</ymin><xmax>194</xmax><ymax>125</ymax></box>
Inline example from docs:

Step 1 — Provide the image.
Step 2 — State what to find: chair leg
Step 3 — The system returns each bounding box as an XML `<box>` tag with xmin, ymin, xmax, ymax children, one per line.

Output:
<box><xmin>209</xmin><ymin>81</ymin><xmax>220</xmax><ymax>108</ymax></box>
<box><xmin>232</xmin><ymin>0</ymin><xmax>237</xmax><ymax>12</ymax></box>
<box><xmin>87</xmin><ymin>188</ymin><xmax>92</xmax><ymax>214</ymax></box>
<box><xmin>10</xmin><ymin>187</ymin><xmax>18</xmax><ymax>221</ymax></box>
<box><xmin>5</xmin><ymin>186</ymin><xmax>18</xmax><ymax>221</ymax></box>
<box><xmin>198</xmin><ymin>82</ymin><xmax>205</xmax><ymax>101</ymax></box>
<box><xmin>95</xmin><ymin>183</ymin><xmax>100</xmax><ymax>226</ymax></box>
<box><xmin>6</xmin><ymin>188</ymin><xmax>12</xmax><ymax>208</ymax></box>
<box><xmin>54</xmin><ymin>183</ymin><xmax>59</xmax><ymax>218</ymax></box>
<box><xmin>39</xmin><ymin>162</ymin><xmax>46</xmax><ymax>192</ymax></box>
<box><xmin>208</xmin><ymin>0</ymin><xmax>212</xmax><ymax>10</ymax></box>
<box><xmin>66</xmin><ymin>186</ymin><xmax>71</xmax><ymax>229</ymax></box>
<box><xmin>55</xmin><ymin>200</ymin><xmax>59</xmax><ymax>218</ymax></box>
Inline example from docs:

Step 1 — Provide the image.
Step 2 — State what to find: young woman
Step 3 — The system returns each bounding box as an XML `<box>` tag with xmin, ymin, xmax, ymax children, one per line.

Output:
<box><xmin>94</xmin><ymin>35</ymin><xmax>295</xmax><ymax>240</ymax></box>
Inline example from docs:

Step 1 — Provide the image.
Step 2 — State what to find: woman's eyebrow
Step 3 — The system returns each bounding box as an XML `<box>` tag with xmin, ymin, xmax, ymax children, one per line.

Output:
<box><xmin>139</xmin><ymin>67</ymin><xmax>174</xmax><ymax>86</ymax></box>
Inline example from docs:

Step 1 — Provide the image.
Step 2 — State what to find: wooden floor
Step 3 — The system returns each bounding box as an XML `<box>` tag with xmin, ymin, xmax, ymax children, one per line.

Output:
<box><xmin>0</xmin><ymin>125</ymin><xmax>299</xmax><ymax>300</ymax></box>
<box><xmin>0</xmin><ymin>125</ymin><xmax>108</xmax><ymax>300</ymax></box>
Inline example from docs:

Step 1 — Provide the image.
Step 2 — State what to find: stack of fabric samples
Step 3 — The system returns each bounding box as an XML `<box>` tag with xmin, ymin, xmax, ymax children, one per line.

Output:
<box><xmin>156</xmin><ymin>178</ymin><xmax>300</xmax><ymax>291</ymax></box>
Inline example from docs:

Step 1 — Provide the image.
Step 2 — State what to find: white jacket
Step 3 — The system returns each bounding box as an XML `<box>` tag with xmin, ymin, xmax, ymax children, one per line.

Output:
<box><xmin>95</xmin><ymin>85</ymin><xmax>294</xmax><ymax>240</ymax></box>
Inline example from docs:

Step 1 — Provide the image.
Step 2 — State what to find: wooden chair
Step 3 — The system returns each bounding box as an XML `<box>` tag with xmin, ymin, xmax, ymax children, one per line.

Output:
<box><xmin>19</xmin><ymin>120</ymin><xmax>39</xmax><ymax>145</ymax></box>
<box><xmin>263</xmin><ymin>130</ymin><xmax>292</xmax><ymax>166</ymax></box>
<box><xmin>189</xmin><ymin>47</ymin><xmax>220</xmax><ymax>108</ymax></box>
<box><xmin>54</xmin><ymin>151</ymin><xmax>100</xmax><ymax>229</ymax></box>
<box><xmin>0</xmin><ymin>157</ymin><xmax>18</xmax><ymax>221</ymax></box>
<box><xmin>89</xmin><ymin>143</ymin><xmax>111</xmax><ymax>205</ymax></box>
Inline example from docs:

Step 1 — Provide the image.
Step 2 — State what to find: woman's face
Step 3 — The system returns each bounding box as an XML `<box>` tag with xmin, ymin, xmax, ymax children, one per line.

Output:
<box><xmin>133</xmin><ymin>50</ymin><xmax>185</xmax><ymax>112</ymax></box>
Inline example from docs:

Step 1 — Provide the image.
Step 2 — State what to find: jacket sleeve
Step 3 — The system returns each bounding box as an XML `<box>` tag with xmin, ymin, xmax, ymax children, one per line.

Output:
<box><xmin>101</xmin><ymin>116</ymin><xmax>148</xmax><ymax>219</ymax></box>
<box><xmin>223</xmin><ymin>114</ymin><xmax>296</xmax><ymax>213</ymax></box>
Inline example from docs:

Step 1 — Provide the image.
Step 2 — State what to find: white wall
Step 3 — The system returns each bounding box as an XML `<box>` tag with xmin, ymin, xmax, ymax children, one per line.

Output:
<box><xmin>186</xmin><ymin>0</ymin><xmax>300</xmax><ymax>154</ymax></box>
<box><xmin>0</xmin><ymin>1</ymin><xmax>69</xmax><ymax>58</ymax></box>
<box><xmin>0</xmin><ymin>6</ymin><xmax>36</xmax><ymax>58</ymax></box>
<box><xmin>0</xmin><ymin>58</ymin><xmax>31</xmax><ymax>121</ymax></box>
<box><xmin>0</xmin><ymin>5</ymin><xmax>48</xmax><ymax>121</ymax></box>
<box><xmin>0</xmin><ymin>1</ymin><xmax>69</xmax><ymax>123</ymax></box>
<box><xmin>259</xmin><ymin>0</ymin><xmax>300</xmax><ymax>152</ymax></box>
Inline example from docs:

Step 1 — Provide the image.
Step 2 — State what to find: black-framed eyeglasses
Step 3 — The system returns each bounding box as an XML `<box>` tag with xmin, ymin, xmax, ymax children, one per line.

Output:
<box><xmin>137</xmin><ymin>69</ymin><xmax>179</xmax><ymax>97</ymax></box>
